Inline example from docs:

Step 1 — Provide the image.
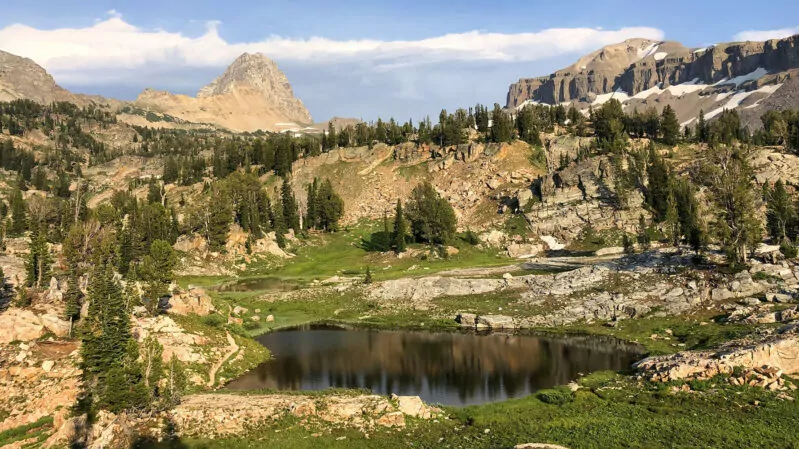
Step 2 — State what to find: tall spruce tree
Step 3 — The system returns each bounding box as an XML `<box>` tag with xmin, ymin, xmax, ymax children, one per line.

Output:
<box><xmin>9</xmin><ymin>186</ymin><xmax>26</xmax><ymax>236</ymax></box>
<box><xmin>25</xmin><ymin>223</ymin><xmax>51</xmax><ymax>289</ymax></box>
<box><xmin>703</xmin><ymin>145</ymin><xmax>761</xmax><ymax>265</ymax></box>
<box><xmin>281</xmin><ymin>178</ymin><xmax>300</xmax><ymax>232</ymax></box>
<box><xmin>660</xmin><ymin>105</ymin><xmax>680</xmax><ymax>146</ymax></box>
<box><xmin>406</xmin><ymin>181</ymin><xmax>457</xmax><ymax>245</ymax></box>
<box><xmin>766</xmin><ymin>179</ymin><xmax>797</xmax><ymax>242</ymax></box>
<box><xmin>392</xmin><ymin>199</ymin><xmax>407</xmax><ymax>253</ymax></box>
<box><xmin>81</xmin><ymin>263</ymin><xmax>148</xmax><ymax>411</ymax></box>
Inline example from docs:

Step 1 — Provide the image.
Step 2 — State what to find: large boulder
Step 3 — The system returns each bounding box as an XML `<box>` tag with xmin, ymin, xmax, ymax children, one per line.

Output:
<box><xmin>168</xmin><ymin>288</ymin><xmax>215</xmax><ymax>316</ymax></box>
<box><xmin>476</xmin><ymin>315</ymin><xmax>515</xmax><ymax>330</ymax></box>
<box><xmin>507</xmin><ymin>243</ymin><xmax>543</xmax><ymax>259</ymax></box>
<box><xmin>0</xmin><ymin>308</ymin><xmax>46</xmax><ymax>343</ymax></box>
<box><xmin>39</xmin><ymin>313</ymin><xmax>71</xmax><ymax>337</ymax></box>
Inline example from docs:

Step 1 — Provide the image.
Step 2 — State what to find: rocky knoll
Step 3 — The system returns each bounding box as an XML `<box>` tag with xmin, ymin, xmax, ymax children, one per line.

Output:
<box><xmin>132</xmin><ymin>53</ymin><xmax>312</xmax><ymax>132</ymax></box>
<box><xmin>171</xmin><ymin>393</ymin><xmax>441</xmax><ymax>436</ymax></box>
<box><xmin>507</xmin><ymin>34</ymin><xmax>799</xmax><ymax>113</ymax></box>
<box><xmin>635</xmin><ymin>323</ymin><xmax>799</xmax><ymax>390</ymax></box>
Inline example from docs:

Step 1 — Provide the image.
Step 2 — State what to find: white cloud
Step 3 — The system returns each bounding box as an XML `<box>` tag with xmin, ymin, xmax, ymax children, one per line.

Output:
<box><xmin>0</xmin><ymin>13</ymin><xmax>664</xmax><ymax>85</ymax></box>
<box><xmin>733</xmin><ymin>26</ymin><xmax>799</xmax><ymax>42</ymax></box>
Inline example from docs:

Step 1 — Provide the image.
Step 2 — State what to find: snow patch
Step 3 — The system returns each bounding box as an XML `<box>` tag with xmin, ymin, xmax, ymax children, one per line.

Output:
<box><xmin>516</xmin><ymin>99</ymin><xmax>543</xmax><ymax>110</ymax></box>
<box><xmin>632</xmin><ymin>84</ymin><xmax>663</xmax><ymax>99</ymax></box>
<box><xmin>705</xmin><ymin>91</ymin><xmax>757</xmax><ymax>120</ymax></box>
<box><xmin>667</xmin><ymin>78</ymin><xmax>708</xmax><ymax>96</ymax></box>
<box><xmin>638</xmin><ymin>43</ymin><xmax>659</xmax><ymax>59</ymax></box>
<box><xmin>693</xmin><ymin>47</ymin><xmax>707</xmax><ymax>54</ymax></box>
<box><xmin>715</xmin><ymin>92</ymin><xmax>733</xmax><ymax>102</ymax></box>
<box><xmin>714</xmin><ymin>68</ymin><xmax>768</xmax><ymax>87</ymax></box>
<box><xmin>745</xmin><ymin>84</ymin><xmax>784</xmax><ymax>109</ymax></box>
<box><xmin>681</xmin><ymin>117</ymin><xmax>696</xmax><ymax>128</ymax></box>
<box><xmin>592</xmin><ymin>89</ymin><xmax>630</xmax><ymax>106</ymax></box>
<box><xmin>654</xmin><ymin>52</ymin><xmax>668</xmax><ymax>61</ymax></box>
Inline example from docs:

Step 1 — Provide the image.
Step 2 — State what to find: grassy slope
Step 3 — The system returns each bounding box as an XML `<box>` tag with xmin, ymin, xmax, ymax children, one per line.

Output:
<box><xmin>151</xmin><ymin>373</ymin><xmax>799</xmax><ymax>449</ymax></box>
<box><xmin>164</xmin><ymin>219</ymin><xmax>796</xmax><ymax>448</ymax></box>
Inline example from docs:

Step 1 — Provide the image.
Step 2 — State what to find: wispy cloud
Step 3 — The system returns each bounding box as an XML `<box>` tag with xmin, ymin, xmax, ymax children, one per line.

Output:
<box><xmin>0</xmin><ymin>12</ymin><xmax>664</xmax><ymax>84</ymax></box>
<box><xmin>0</xmin><ymin>11</ymin><xmax>665</xmax><ymax>120</ymax></box>
<box><xmin>733</xmin><ymin>26</ymin><xmax>799</xmax><ymax>42</ymax></box>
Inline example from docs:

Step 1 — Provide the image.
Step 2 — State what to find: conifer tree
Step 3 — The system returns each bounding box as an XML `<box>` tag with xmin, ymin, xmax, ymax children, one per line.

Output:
<box><xmin>140</xmin><ymin>239</ymin><xmax>177</xmax><ymax>314</ymax></box>
<box><xmin>64</xmin><ymin>272</ymin><xmax>83</xmax><ymax>325</ymax></box>
<box><xmin>392</xmin><ymin>200</ymin><xmax>407</xmax><ymax>253</ymax></box>
<box><xmin>207</xmin><ymin>188</ymin><xmax>232</xmax><ymax>251</ymax></box>
<box><xmin>406</xmin><ymin>181</ymin><xmax>457</xmax><ymax>245</ymax></box>
<box><xmin>766</xmin><ymin>179</ymin><xmax>797</xmax><ymax>242</ymax></box>
<box><xmin>703</xmin><ymin>145</ymin><xmax>761</xmax><ymax>265</ymax></box>
<box><xmin>660</xmin><ymin>105</ymin><xmax>680</xmax><ymax>146</ymax></box>
<box><xmin>163</xmin><ymin>355</ymin><xmax>187</xmax><ymax>406</ymax></box>
<box><xmin>9</xmin><ymin>186</ymin><xmax>26</xmax><ymax>236</ymax></box>
<box><xmin>281</xmin><ymin>178</ymin><xmax>300</xmax><ymax>232</ymax></box>
<box><xmin>82</xmin><ymin>262</ymin><xmax>149</xmax><ymax>411</ymax></box>
<box><xmin>315</xmin><ymin>179</ymin><xmax>344</xmax><ymax>232</ymax></box>
<box><xmin>25</xmin><ymin>223</ymin><xmax>51</xmax><ymax>289</ymax></box>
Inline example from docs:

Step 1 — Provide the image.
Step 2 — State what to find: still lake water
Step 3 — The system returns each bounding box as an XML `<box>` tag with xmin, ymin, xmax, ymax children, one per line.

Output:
<box><xmin>226</xmin><ymin>324</ymin><xmax>645</xmax><ymax>406</ymax></box>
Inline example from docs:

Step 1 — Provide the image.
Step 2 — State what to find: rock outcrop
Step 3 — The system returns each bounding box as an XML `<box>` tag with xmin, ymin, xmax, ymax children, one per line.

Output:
<box><xmin>170</xmin><ymin>393</ymin><xmax>441</xmax><ymax>437</ymax></box>
<box><xmin>507</xmin><ymin>35</ymin><xmax>799</xmax><ymax>107</ymax></box>
<box><xmin>132</xmin><ymin>53</ymin><xmax>311</xmax><ymax>132</ymax></box>
<box><xmin>0</xmin><ymin>50</ymin><xmax>79</xmax><ymax>104</ymax></box>
<box><xmin>635</xmin><ymin>324</ymin><xmax>799</xmax><ymax>383</ymax></box>
<box><xmin>506</xmin><ymin>34</ymin><xmax>799</xmax><ymax>127</ymax></box>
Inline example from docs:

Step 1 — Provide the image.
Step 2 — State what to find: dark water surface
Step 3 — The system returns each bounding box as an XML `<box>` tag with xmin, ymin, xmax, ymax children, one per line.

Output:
<box><xmin>226</xmin><ymin>324</ymin><xmax>645</xmax><ymax>406</ymax></box>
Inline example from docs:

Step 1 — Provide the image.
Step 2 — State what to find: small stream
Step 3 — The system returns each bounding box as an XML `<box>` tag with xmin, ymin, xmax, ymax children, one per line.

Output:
<box><xmin>227</xmin><ymin>324</ymin><xmax>645</xmax><ymax>406</ymax></box>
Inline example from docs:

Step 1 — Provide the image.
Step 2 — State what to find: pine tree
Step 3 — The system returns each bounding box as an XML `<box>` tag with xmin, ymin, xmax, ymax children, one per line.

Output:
<box><xmin>25</xmin><ymin>223</ymin><xmax>51</xmax><ymax>289</ymax></box>
<box><xmin>9</xmin><ymin>186</ymin><xmax>26</xmax><ymax>236</ymax></box>
<box><xmin>163</xmin><ymin>355</ymin><xmax>187</xmax><ymax>406</ymax></box>
<box><xmin>64</xmin><ymin>272</ymin><xmax>83</xmax><ymax>326</ymax></box>
<box><xmin>766</xmin><ymin>179</ymin><xmax>797</xmax><ymax>242</ymax></box>
<box><xmin>315</xmin><ymin>179</ymin><xmax>344</xmax><ymax>232</ymax></box>
<box><xmin>207</xmin><ymin>188</ymin><xmax>232</xmax><ymax>251</ymax></box>
<box><xmin>406</xmin><ymin>181</ymin><xmax>457</xmax><ymax>245</ymax></box>
<box><xmin>392</xmin><ymin>200</ymin><xmax>407</xmax><ymax>253</ymax></box>
<box><xmin>696</xmin><ymin>109</ymin><xmax>709</xmax><ymax>142</ymax></box>
<box><xmin>703</xmin><ymin>145</ymin><xmax>761</xmax><ymax>265</ymax></box>
<box><xmin>281</xmin><ymin>178</ymin><xmax>300</xmax><ymax>232</ymax></box>
<box><xmin>140</xmin><ymin>239</ymin><xmax>177</xmax><ymax>314</ymax></box>
<box><xmin>162</xmin><ymin>156</ymin><xmax>179</xmax><ymax>184</ymax></box>
<box><xmin>305</xmin><ymin>179</ymin><xmax>318</xmax><ymax>230</ymax></box>
<box><xmin>82</xmin><ymin>262</ymin><xmax>149</xmax><ymax>411</ymax></box>
<box><xmin>660</xmin><ymin>105</ymin><xmax>680</xmax><ymax>146</ymax></box>
<box><xmin>637</xmin><ymin>214</ymin><xmax>652</xmax><ymax>251</ymax></box>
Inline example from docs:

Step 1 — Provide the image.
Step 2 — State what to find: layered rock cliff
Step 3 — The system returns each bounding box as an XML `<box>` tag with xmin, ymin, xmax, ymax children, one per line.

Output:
<box><xmin>507</xmin><ymin>34</ymin><xmax>799</xmax><ymax>108</ymax></box>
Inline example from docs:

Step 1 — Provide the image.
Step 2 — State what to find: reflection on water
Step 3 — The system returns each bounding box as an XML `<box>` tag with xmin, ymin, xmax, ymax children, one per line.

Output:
<box><xmin>216</xmin><ymin>277</ymin><xmax>301</xmax><ymax>293</ymax></box>
<box><xmin>226</xmin><ymin>324</ymin><xmax>644</xmax><ymax>406</ymax></box>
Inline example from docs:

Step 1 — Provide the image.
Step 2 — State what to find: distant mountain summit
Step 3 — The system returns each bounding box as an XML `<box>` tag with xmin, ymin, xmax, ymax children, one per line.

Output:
<box><xmin>507</xmin><ymin>34</ymin><xmax>799</xmax><ymax>129</ymax></box>
<box><xmin>0</xmin><ymin>50</ymin><xmax>78</xmax><ymax>104</ymax></box>
<box><xmin>132</xmin><ymin>53</ymin><xmax>312</xmax><ymax>132</ymax></box>
<box><xmin>197</xmin><ymin>53</ymin><xmax>312</xmax><ymax>124</ymax></box>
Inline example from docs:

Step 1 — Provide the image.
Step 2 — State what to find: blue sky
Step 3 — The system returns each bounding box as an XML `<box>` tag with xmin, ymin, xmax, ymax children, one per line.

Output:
<box><xmin>1</xmin><ymin>0</ymin><xmax>797</xmax><ymax>122</ymax></box>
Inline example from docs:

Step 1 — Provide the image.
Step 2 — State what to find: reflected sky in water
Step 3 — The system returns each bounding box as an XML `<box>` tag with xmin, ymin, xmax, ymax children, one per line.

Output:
<box><xmin>226</xmin><ymin>325</ymin><xmax>644</xmax><ymax>406</ymax></box>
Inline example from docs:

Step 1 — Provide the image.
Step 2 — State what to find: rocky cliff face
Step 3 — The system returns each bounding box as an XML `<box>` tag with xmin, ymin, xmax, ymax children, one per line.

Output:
<box><xmin>507</xmin><ymin>34</ymin><xmax>799</xmax><ymax>108</ymax></box>
<box><xmin>132</xmin><ymin>53</ymin><xmax>312</xmax><ymax>132</ymax></box>
<box><xmin>0</xmin><ymin>50</ymin><xmax>79</xmax><ymax>104</ymax></box>
<box><xmin>197</xmin><ymin>53</ymin><xmax>312</xmax><ymax>124</ymax></box>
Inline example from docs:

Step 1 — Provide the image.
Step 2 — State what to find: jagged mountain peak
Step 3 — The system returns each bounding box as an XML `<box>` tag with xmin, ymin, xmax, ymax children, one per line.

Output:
<box><xmin>198</xmin><ymin>52</ymin><xmax>288</xmax><ymax>98</ymax></box>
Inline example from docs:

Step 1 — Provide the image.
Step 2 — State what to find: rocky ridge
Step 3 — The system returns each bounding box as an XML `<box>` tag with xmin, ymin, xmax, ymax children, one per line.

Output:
<box><xmin>507</xmin><ymin>34</ymin><xmax>799</xmax><ymax>127</ymax></box>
